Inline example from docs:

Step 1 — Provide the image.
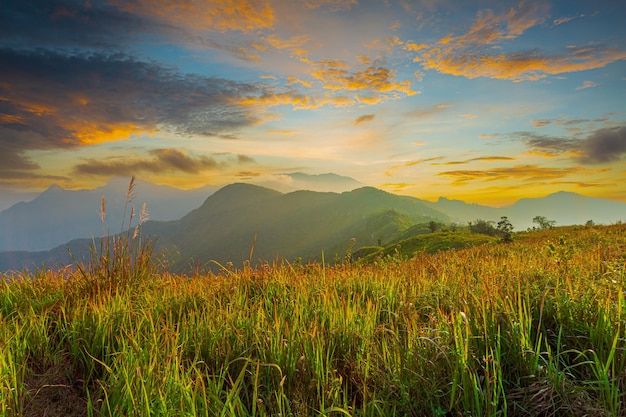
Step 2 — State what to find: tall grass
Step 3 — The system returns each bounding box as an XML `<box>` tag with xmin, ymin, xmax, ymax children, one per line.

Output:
<box><xmin>1</xmin><ymin>218</ymin><xmax>625</xmax><ymax>416</ymax></box>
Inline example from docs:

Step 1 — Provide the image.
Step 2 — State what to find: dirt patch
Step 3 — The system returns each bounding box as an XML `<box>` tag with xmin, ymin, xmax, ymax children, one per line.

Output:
<box><xmin>22</xmin><ymin>355</ymin><xmax>98</xmax><ymax>417</ymax></box>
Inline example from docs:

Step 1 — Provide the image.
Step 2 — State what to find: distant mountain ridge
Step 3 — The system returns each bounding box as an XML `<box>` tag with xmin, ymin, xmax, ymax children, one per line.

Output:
<box><xmin>427</xmin><ymin>191</ymin><xmax>626</xmax><ymax>230</ymax></box>
<box><xmin>0</xmin><ymin>182</ymin><xmax>625</xmax><ymax>273</ymax></box>
<box><xmin>0</xmin><ymin>184</ymin><xmax>448</xmax><ymax>272</ymax></box>
<box><xmin>0</xmin><ymin>178</ymin><xmax>218</xmax><ymax>252</ymax></box>
<box><xmin>0</xmin><ymin>173</ymin><xmax>365</xmax><ymax>252</ymax></box>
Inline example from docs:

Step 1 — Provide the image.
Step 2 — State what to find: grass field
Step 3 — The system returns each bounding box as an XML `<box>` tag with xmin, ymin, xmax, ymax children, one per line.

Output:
<box><xmin>1</xmin><ymin>222</ymin><xmax>625</xmax><ymax>416</ymax></box>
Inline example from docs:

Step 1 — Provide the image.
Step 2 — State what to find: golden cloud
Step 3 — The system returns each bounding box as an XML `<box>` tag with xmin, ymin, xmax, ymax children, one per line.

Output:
<box><xmin>265</xmin><ymin>34</ymin><xmax>312</xmax><ymax>50</ymax></box>
<box><xmin>113</xmin><ymin>0</ymin><xmax>275</xmax><ymax>33</ymax></box>
<box><xmin>385</xmin><ymin>157</ymin><xmax>444</xmax><ymax>176</ymax></box>
<box><xmin>438</xmin><ymin>164</ymin><xmax>585</xmax><ymax>185</ymax></box>
<box><xmin>238</xmin><ymin>90</ymin><xmax>356</xmax><ymax>110</ymax></box>
<box><xmin>311</xmin><ymin>62</ymin><xmax>416</xmax><ymax>96</ymax></box>
<box><xmin>432</xmin><ymin>156</ymin><xmax>516</xmax><ymax>166</ymax></box>
<box><xmin>286</xmin><ymin>76</ymin><xmax>313</xmax><ymax>88</ymax></box>
<box><xmin>413</xmin><ymin>2</ymin><xmax>626</xmax><ymax>82</ymax></box>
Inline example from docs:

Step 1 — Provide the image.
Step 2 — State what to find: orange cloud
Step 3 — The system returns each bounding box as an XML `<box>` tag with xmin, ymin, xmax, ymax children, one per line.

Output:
<box><xmin>113</xmin><ymin>0</ymin><xmax>275</xmax><ymax>33</ymax></box>
<box><xmin>238</xmin><ymin>90</ymin><xmax>356</xmax><ymax>110</ymax></box>
<box><xmin>413</xmin><ymin>2</ymin><xmax>626</xmax><ymax>82</ymax></box>
<box><xmin>61</xmin><ymin>121</ymin><xmax>144</xmax><ymax>145</ymax></box>
<box><xmin>438</xmin><ymin>164</ymin><xmax>585</xmax><ymax>185</ymax></box>
<box><xmin>311</xmin><ymin>62</ymin><xmax>416</xmax><ymax>96</ymax></box>
<box><xmin>286</xmin><ymin>76</ymin><xmax>313</xmax><ymax>88</ymax></box>
<box><xmin>421</xmin><ymin>46</ymin><xmax>626</xmax><ymax>82</ymax></box>
<box><xmin>265</xmin><ymin>34</ymin><xmax>312</xmax><ymax>50</ymax></box>
<box><xmin>404</xmin><ymin>42</ymin><xmax>429</xmax><ymax>52</ymax></box>
<box><xmin>432</xmin><ymin>156</ymin><xmax>516</xmax><ymax>166</ymax></box>
<box><xmin>385</xmin><ymin>157</ymin><xmax>444</xmax><ymax>176</ymax></box>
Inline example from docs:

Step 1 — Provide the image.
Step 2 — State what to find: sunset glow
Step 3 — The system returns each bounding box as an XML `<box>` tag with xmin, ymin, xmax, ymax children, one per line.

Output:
<box><xmin>1</xmin><ymin>0</ymin><xmax>625</xmax><ymax>207</ymax></box>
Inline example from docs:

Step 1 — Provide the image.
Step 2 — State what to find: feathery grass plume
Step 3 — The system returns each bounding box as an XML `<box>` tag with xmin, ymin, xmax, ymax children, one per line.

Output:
<box><xmin>120</xmin><ymin>175</ymin><xmax>136</xmax><ymax>234</ymax></box>
<box><xmin>69</xmin><ymin>176</ymin><xmax>156</xmax><ymax>297</ymax></box>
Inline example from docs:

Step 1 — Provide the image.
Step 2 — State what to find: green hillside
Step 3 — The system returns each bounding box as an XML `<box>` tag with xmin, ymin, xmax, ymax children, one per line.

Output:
<box><xmin>144</xmin><ymin>184</ymin><xmax>449</xmax><ymax>271</ymax></box>
<box><xmin>357</xmin><ymin>230</ymin><xmax>499</xmax><ymax>263</ymax></box>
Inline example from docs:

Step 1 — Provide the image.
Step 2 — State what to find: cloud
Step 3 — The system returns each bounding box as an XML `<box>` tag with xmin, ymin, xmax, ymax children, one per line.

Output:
<box><xmin>0</xmin><ymin>48</ymin><xmax>260</xmax><ymax>173</ymax></box>
<box><xmin>302</xmin><ymin>0</ymin><xmax>358</xmax><ymax>11</ymax></box>
<box><xmin>73</xmin><ymin>149</ymin><xmax>255</xmax><ymax>177</ymax></box>
<box><xmin>408</xmin><ymin>104</ymin><xmax>451</xmax><ymax>118</ymax></box>
<box><xmin>438</xmin><ymin>165</ymin><xmax>584</xmax><ymax>185</ymax></box>
<box><xmin>532</xmin><ymin>119</ymin><xmax>551</xmax><ymax>128</ymax></box>
<box><xmin>354</xmin><ymin>114</ymin><xmax>375</xmax><ymax>125</ymax></box>
<box><xmin>112</xmin><ymin>0</ymin><xmax>275</xmax><ymax>34</ymax></box>
<box><xmin>310</xmin><ymin>60</ymin><xmax>416</xmax><ymax>98</ymax></box>
<box><xmin>433</xmin><ymin>156</ymin><xmax>516</xmax><ymax>166</ymax></box>
<box><xmin>553</xmin><ymin>14</ymin><xmax>585</xmax><ymax>26</ymax></box>
<box><xmin>0</xmin><ymin>0</ymin><xmax>152</xmax><ymax>49</ymax></box>
<box><xmin>576</xmin><ymin>80</ymin><xmax>598</xmax><ymax>90</ymax></box>
<box><xmin>578</xmin><ymin>126</ymin><xmax>626</xmax><ymax>164</ymax></box>
<box><xmin>518</xmin><ymin>132</ymin><xmax>581</xmax><ymax>156</ymax></box>
<box><xmin>1</xmin><ymin>0</ymin><xmax>277</xmax><ymax>65</ymax></box>
<box><xmin>385</xmin><ymin>157</ymin><xmax>444</xmax><ymax>176</ymax></box>
<box><xmin>519</xmin><ymin>127</ymin><xmax>626</xmax><ymax>164</ymax></box>
<box><xmin>411</xmin><ymin>2</ymin><xmax>626</xmax><ymax>82</ymax></box>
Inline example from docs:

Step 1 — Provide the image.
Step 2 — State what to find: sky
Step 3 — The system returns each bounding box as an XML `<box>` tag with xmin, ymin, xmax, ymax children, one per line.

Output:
<box><xmin>1</xmin><ymin>0</ymin><xmax>625</xmax><ymax>208</ymax></box>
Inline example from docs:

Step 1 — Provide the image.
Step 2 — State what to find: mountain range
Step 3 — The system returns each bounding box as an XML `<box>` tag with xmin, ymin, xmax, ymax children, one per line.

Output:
<box><xmin>0</xmin><ymin>177</ymin><xmax>624</xmax><ymax>273</ymax></box>
<box><xmin>0</xmin><ymin>178</ymin><xmax>218</xmax><ymax>252</ymax></box>
<box><xmin>0</xmin><ymin>173</ymin><xmax>364</xmax><ymax>253</ymax></box>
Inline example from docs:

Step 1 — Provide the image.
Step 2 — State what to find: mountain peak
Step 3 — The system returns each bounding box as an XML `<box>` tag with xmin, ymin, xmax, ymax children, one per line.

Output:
<box><xmin>44</xmin><ymin>184</ymin><xmax>65</xmax><ymax>193</ymax></box>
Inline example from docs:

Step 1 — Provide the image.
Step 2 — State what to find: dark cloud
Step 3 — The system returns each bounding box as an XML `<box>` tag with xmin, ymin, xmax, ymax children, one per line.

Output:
<box><xmin>578</xmin><ymin>126</ymin><xmax>626</xmax><ymax>164</ymax></box>
<box><xmin>237</xmin><ymin>154</ymin><xmax>256</xmax><ymax>164</ymax></box>
<box><xmin>518</xmin><ymin>127</ymin><xmax>626</xmax><ymax>164</ymax></box>
<box><xmin>72</xmin><ymin>149</ymin><xmax>258</xmax><ymax>177</ymax></box>
<box><xmin>0</xmin><ymin>48</ymin><xmax>261</xmax><ymax>176</ymax></box>
<box><xmin>0</xmin><ymin>0</ymin><xmax>154</xmax><ymax>49</ymax></box>
<box><xmin>73</xmin><ymin>149</ymin><xmax>224</xmax><ymax>177</ymax></box>
<box><xmin>517</xmin><ymin>132</ymin><xmax>580</xmax><ymax>156</ymax></box>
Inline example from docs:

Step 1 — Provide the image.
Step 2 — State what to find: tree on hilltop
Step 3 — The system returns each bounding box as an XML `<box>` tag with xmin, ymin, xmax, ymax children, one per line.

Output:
<box><xmin>533</xmin><ymin>215</ymin><xmax>556</xmax><ymax>229</ymax></box>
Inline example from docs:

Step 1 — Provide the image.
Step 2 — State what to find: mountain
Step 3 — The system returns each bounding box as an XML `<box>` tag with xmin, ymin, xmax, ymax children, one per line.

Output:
<box><xmin>0</xmin><ymin>178</ymin><xmax>218</xmax><ymax>252</ymax></box>
<box><xmin>0</xmin><ymin>184</ymin><xmax>449</xmax><ymax>272</ymax></box>
<box><xmin>0</xmin><ymin>190</ymin><xmax>39</xmax><ymax>212</ymax></box>
<box><xmin>145</xmin><ymin>184</ymin><xmax>448</xmax><ymax>271</ymax></box>
<box><xmin>2</xmin><ymin>186</ymin><xmax>625</xmax><ymax>273</ymax></box>
<box><xmin>253</xmin><ymin>172</ymin><xmax>365</xmax><ymax>193</ymax></box>
<box><xmin>428</xmin><ymin>191</ymin><xmax>626</xmax><ymax>230</ymax></box>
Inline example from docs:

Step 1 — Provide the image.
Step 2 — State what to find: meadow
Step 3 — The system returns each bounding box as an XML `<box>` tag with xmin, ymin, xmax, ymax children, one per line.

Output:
<box><xmin>1</xmin><ymin>222</ymin><xmax>625</xmax><ymax>416</ymax></box>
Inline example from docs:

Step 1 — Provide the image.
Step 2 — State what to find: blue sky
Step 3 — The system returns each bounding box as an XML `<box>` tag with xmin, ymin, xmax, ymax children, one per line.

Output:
<box><xmin>1</xmin><ymin>0</ymin><xmax>625</xmax><ymax>207</ymax></box>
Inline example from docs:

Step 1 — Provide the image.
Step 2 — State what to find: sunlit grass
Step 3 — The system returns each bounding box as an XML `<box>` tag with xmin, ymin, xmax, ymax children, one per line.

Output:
<box><xmin>1</xmin><ymin>222</ymin><xmax>625</xmax><ymax>416</ymax></box>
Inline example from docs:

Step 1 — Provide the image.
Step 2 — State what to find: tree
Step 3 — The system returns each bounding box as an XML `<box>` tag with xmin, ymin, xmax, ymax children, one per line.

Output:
<box><xmin>497</xmin><ymin>216</ymin><xmax>514</xmax><ymax>243</ymax></box>
<box><xmin>468</xmin><ymin>219</ymin><xmax>497</xmax><ymax>236</ymax></box>
<box><xmin>428</xmin><ymin>221</ymin><xmax>439</xmax><ymax>233</ymax></box>
<box><xmin>533</xmin><ymin>215</ymin><xmax>556</xmax><ymax>229</ymax></box>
